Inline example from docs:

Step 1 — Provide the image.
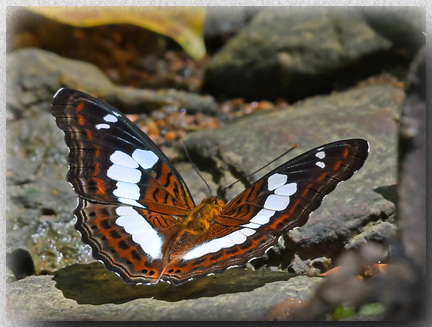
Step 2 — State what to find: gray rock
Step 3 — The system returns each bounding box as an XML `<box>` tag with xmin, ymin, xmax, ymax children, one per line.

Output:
<box><xmin>361</xmin><ymin>7</ymin><xmax>426</xmax><ymax>57</ymax></box>
<box><xmin>397</xmin><ymin>46</ymin><xmax>426</xmax><ymax>271</ymax></box>
<box><xmin>6</xmin><ymin>111</ymin><xmax>93</xmax><ymax>273</ymax></box>
<box><xmin>202</xmin><ymin>7</ymin><xmax>403</xmax><ymax>101</ymax></box>
<box><xmin>7</xmin><ymin>48</ymin><xmax>217</xmax><ymax>119</ymax></box>
<box><xmin>7</xmin><ymin>270</ymin><xmax>322</xmax><ymax>320</ymax></box>
<box><xmin>382</xmin><ymin>45</ymin><xmax>426</xmax><ymax>320</ymax></box>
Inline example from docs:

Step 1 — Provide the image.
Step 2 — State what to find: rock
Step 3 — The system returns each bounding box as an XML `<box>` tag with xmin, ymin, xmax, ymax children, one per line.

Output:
<box><xmin>6</xmin><ymin>249</ymin><xmax>36</xmax><ymax>281</ymax></box>
<box><xmin>381</xmin><ymin>45</ymin><xmax>426</xmax><ymax>320</ymax></box>
<box><xmin>397</xmin><ymin>45</ymin><xmax>426</xmax><ymax>271</ymax></box>
<box><xmin>361</xmin><ymin>7</ymin><xmax>425</xmax><ymax>57</ymax></box>
<box><xmin>7</xmin><ymin>271</ymin><xmax>322</xmax><ymax>320</ymax></box>
<box><xmin>6</xmin><ymin>111</ymin><xmax>93</xmax><ymax>273</ymax></box>
<box><xmin>7</xmin><ymin>48</ymin><xmax>217</xmax><ymax>119</ymax></box>
<box><xmin>204</xmin><ymin>7</ymin><xmax>262</xmax><ymax>37</ymax></box>
<box><xmin>345</xmin><ymin>221</ymin><xmax>398</xmax><ymax>250</ymax></box>
<box><xmin>264</xmin><ymin>297</ymin><xmax>309</xmax><ymax>321</ymax></box>
<box><xmin>293</xmin><ymin>244</ymin><xmax>388</xmax><ymax>320</ymax></box>
<box><xmin>202</xmin><ymin>7</ymin><xmax>397</xmax><ymax>101</ymax></box>
<box><xmin>184</xmin><ymin>82</ymin><xmax>404</xmax><ymax>268</ymax></box>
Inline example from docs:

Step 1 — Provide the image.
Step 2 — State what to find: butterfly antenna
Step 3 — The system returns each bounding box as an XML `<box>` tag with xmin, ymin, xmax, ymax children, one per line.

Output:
<box><xmin>181</xmin><ymin>142</ymin><xmax>213</xmax><ymax>197</ymax></box>
<box><xmin>221</xmin><ymin>144</ymin><xmax>299</xmax><ymax>195</ymax></box>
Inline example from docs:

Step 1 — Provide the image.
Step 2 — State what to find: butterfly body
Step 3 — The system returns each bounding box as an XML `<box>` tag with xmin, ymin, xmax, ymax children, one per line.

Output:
<box><xmin>52</xmin><ymin>88</ymin><xmax>369</xmax><ymax>285</ymax></box>
<box><xmin>159</xmin><ymin>197</ymin><xmax>225</xmax><ymax>264</ymax></box>
<box><xmin>182</xmin><ymin>197</ymin><xmax>225</xmax><ymax>234</ymax></box>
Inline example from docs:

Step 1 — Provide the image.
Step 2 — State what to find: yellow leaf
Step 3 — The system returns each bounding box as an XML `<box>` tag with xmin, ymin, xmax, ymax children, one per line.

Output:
<box><xmin>27</xmin><ymin>6</ymin><xmax>206</xmax><ymax>59</ymax></box>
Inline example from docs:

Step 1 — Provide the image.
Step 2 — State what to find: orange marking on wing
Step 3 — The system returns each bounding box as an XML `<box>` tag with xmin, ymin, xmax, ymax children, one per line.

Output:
<box><xmin>77</xmin><ymin>113</ymin><xmax>85</xmax><ymax>126</ymax></box>
<box><xmin>317</xmin><ymin>171</ymin><xmax>330</xmax><ymax>182</ymax></box>
<box><xmin>301</xmin><ymin>184</ymin><xmax>313</xmax><ymax>197</ymax></box>
<box><xmin>94</xmin><ymin>144</ymin><xmax>102</xmax><ymax>159</ymax></box>
<box><xmin>289</xmin><ymin>198</ymin><xmax>302</xmax><ymax>214</ymax></box>
<box><xmin>93</xmin><ymin>215</ymin><xmax>109</xmax><ymax>226</ymax></box>
<box><xmin>86</xmin><ymin>128</ymin><xmax>93</xmax><ymax>141</ymax></box>
<box><xmin>93</xmin><ymin>177</ymin><xmax>107</xmax><ymax>196</ymax></box>
<box><xmin>76</xmin><ymin>102</ymin><xmax>85</xmax><ymax>111</ymax></box>
<box><xmin>93</xmin><ymin>161</ymin><xmax>101</xmax><ymax>176</ymax></box>
<box><xmin>333</xmin><ymin>160</ymin><xmax>343</xmax><ymax>171</ymax></box>
<box><xmin>267</xmin><ymin>213</ymin><xmax>289</xmax><ymax>230</ymax></box>
<box><xmin>342</xmin><ymin>146</ymin><xmax>350</xmax><ymax>159</ymax></box>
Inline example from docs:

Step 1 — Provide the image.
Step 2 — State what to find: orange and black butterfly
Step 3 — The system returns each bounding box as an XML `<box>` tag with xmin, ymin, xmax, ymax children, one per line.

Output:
<box><xmin>52</xmin><ymin>88</ymin><xmax>369</xmax><ymax>285</ymax></box>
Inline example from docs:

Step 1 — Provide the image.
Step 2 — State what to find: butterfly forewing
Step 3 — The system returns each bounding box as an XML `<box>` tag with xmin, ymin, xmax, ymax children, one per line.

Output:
<box><xmin>221</xmin><ymin>139</ymin><xmax>369</xmax><ymax>234</ymax></box>
<box><xmin>52</xmin><ymin>88</ymin><xmax>195</xmax><ymax>214</ymax></box>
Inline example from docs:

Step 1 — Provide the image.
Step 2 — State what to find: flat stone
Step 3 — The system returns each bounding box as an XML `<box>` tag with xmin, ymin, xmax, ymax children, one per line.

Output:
<box><xmin>7</xmin><ymin>267</ymin><xmax>322</xmax><ymax>320</ymax></box>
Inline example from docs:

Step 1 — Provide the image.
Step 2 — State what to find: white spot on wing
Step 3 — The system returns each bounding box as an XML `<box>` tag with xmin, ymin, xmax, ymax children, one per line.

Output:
<box><xmin>107</xmin><ymin>164</ymin><xmax>142</xmax><ymax>183</ymax></box>
<box><xmin>209</xmin><ymin>240</ymin><xmax>223</xmax><ymax>253</ymax></box>
<box><xmin>116</xmin><ymin>206</ymin><xmax>137</xmax><ymax>215</ymax></box>
<box><xmin>115</xmin><ymin>206</ymin><xmax>162</xmax><ymax>259</ymax></box>
<box><xmin>250</xmin><ymin>208</ymin><xmax>275</xmax><ymax>225</ymax></box>
<box><xmin>182</xmin><ymin>242</ymin><xmax>211</xmax><ymax>260</ymax></box>
<box><xmin>96</xmin><ymin>123</ymin><xmax>110</xmax><ymax>129</ymax></box>
<box><xmin>132</xmin><ymin>149</ymin><xmax>159</xmax><ymax>169</ymax></box>
<box><xmin>274</xmin><ymin>182</ymin><xmax>297</xmax><ymax>196</ymax></box>
<box><xmin>267</xmin><ymin>173</ymin><xmax>287</xmax><ymax>191</ymax></box>
<box><xmin>241</xmin><ymin>221</ymin><xmax>262</xmax><ymax>229</ymax></box>
<box><xmin>264</xmin><ymin>194</ymin><xmax>290</xmax><ymax>210</ymax></box>
<box><xmin>229</xmin><ymin>230</ymin><xmax>247</xmax><ymax>245</ymax></box>
<box><xmin>182</xmin><ymin>227</ymin><xmax>256</xmax><ymax>261</ymax></box>
<box><xmin>117</xmin><ymin>197</ymin><xmax>144</xmax><ymax>208</ymax></box>
<box><xmin>239</xmin><ymin>228</ymin><xmax>256</xmax><ymax>236</ymax></box>
<box><xmin>316</xmin><ymin>161</ymin><xmax>325</xmax><ymax>168</ymax></box>
<box><xmin>221</xmin><ymin>234</ymin><xmax>235</xmax><ymax>248</ymax></box>
<box><xmin>110</xmin><ymin>151</ymin><xmax>139</xmax><ymax>168</ymax></box>
<box><xmin>316</xmin><ymin>151</ymin><xmax>325</xmax><ymax>159</ymax></box>
<box><xmin>113</xmin><ymin>181</ymin><xmax>141</xmax><ymax>200</ymax></box>
<box><xmin>104</xmin><ymin>114</ymin><xmax>118</xmax><ymax>123</ymax></box>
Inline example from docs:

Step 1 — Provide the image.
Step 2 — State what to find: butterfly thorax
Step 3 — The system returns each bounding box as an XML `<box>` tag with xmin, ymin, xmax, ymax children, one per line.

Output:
<box><xmin>163</xmin><ymin>196</ymin><xmax>225</xmax><ymax>262</ymax></box>
<box><xmin>182</xmin><ymin>196</ymin><xmax>225</xmax><ymax>235</ymax></box>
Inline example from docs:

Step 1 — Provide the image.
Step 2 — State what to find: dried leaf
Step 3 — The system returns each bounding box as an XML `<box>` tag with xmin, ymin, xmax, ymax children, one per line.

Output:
<box><xmin>27</xmin><ymin>6</ymin><xmax>206</xmax><ymax>59</ymax></box>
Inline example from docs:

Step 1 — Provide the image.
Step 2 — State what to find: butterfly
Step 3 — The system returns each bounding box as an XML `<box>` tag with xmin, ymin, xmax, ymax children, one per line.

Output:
<box><xmin>52</xmin><ymin>88</ymin><xmax>369</xmax><ymax>285</ymax></box>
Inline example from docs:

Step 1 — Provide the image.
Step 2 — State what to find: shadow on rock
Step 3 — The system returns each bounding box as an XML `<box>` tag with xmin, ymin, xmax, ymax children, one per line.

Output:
<box><xmin>53</xmin><ymin>262</ymin><xmax>294</xmax><ymax>304</ymax></box>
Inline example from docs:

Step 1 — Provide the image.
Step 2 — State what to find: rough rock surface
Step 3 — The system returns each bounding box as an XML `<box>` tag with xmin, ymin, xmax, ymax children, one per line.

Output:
<box><xmin>7</xmin><ymin>48</ymin><xmax>217</xmax><ymax>120</ymax></box>
<box><xmin>202</xmin><ymin>7</ymin><xmax>400</xmax><ymax>101</ymax></box>
<box><xmin>7</xmin><ymin>271</ymin><xmax>321</xmax><ymax>320</ymax></box>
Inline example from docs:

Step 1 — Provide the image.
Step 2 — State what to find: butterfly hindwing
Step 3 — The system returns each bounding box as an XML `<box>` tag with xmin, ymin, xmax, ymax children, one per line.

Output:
<box><xmin>76</xmin><ymin>198</ymin><xmax>185</xmax><ymax>284</ymax></box>
<box><xmin>52</xmin><ymin>88</ymin><xmax>195</xmax><ymax>215</ymax></box>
